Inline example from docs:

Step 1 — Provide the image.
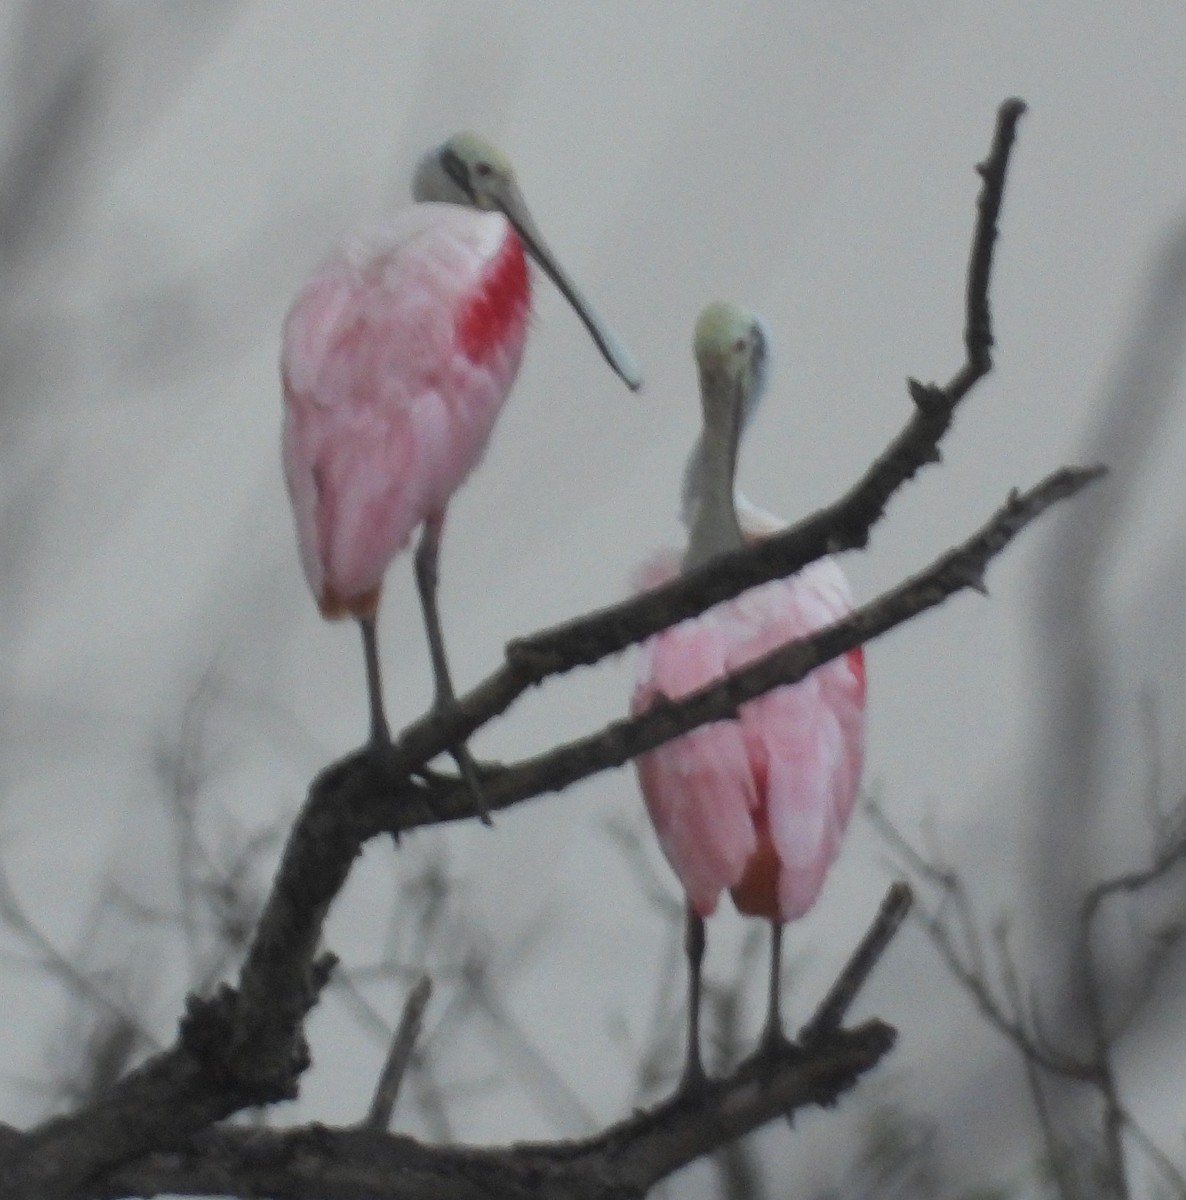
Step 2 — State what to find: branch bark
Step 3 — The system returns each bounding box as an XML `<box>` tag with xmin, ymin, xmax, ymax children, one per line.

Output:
<box><xmin>89</xmin><ymin>885</ymin><xmax>910</xmax><ymax>1200</ymax></box>
<box><xmin>85</xmin><ymin>1028</ymin><xmax>892</xmax><ymax>1200</ymax></box>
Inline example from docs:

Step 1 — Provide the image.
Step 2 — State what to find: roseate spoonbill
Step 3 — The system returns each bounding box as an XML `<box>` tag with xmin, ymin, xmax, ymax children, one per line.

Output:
<box><xmin>282</xmin><ymin>133</ymin><xmax>641</xmax><ymax>806</ymax></box>
<box><xmin>631</xmin><ymin>302</ymin><xmax>865</xmax><ymax>1087</ymax></box>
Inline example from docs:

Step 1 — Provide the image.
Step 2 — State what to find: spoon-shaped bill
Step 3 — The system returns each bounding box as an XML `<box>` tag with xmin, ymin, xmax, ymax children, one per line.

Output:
<box><xmin>496</xmin><ymin>177</ymin><xmax>642</xmax><ymax>392</ymax></box>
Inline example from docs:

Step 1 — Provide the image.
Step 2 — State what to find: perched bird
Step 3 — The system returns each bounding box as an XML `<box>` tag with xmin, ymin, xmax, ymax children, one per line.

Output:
<box><xmin>631</xmin><ymin>302</ymin><xmax>865</xmax><ymax>1087</ymax></box>
<box><xmin>282</xmin><ymin>133</ymin><xmax>641</xmax><ymax>804</ymax></box>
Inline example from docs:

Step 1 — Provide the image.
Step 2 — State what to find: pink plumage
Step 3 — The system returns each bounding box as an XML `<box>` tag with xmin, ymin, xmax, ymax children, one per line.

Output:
<box><xmin>632</xmin><ymin>555</ymin><xmax>866</xmax><ymax>923</ymax></box>
<box><xmin>281</xmin><ymin>203</ymin><xmax>529</xmax><ymax>620</ymax></box>
<box><xmin>635</xmin><ymin>300</ymin><xmax>862</xmax><ymax>1080</ymax></box>
<box><xmin>280</xmin><ymin>133</ymin><xmax>640</xmax><ymax>774</ymax></box>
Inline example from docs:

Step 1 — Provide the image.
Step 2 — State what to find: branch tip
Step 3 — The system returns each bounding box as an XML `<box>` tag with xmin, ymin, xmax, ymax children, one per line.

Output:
<box><xmin>800</xmin><ymin>882</ymin><xmax>913</xmax><ymax>1043</ymax></box>
<box><xmin>907</xmin><ymin>378</ymin><xmax>946</xmax><ymax>416</ymax></box>
<box><xmin>363</xmin><ymin>975</ymin><xmax>433</xmax><ymax>1132</ymax></box>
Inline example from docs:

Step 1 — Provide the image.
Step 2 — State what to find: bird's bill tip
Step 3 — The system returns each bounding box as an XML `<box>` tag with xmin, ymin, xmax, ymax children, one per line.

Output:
<box><xmin>510</xmin><ymin>210</ymin><xmax>644</xmax><ymax>393</ymax></box>
<box><xmin>606</xmin><ymin>338</ymin><xmax>643</xmax><ymax>392</ymax></box>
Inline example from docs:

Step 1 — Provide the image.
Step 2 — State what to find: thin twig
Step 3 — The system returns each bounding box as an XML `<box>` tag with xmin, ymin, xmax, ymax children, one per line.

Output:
<box><xmin>1122</xmin><ymin>1110</ymin><xmax>1186</xmax><ymax>1199</ymax></box>
<box><xmin>393</xmin><ymin>467</ymin><xmax>1106</xmax><ymax>830</ymax></box>
<box><xmin>1080</xmin><ymin>827</ymin><xmax>1186</xmax><ymax>926</ymax></box>
<box><xmin>800</xmin><ymin>883</ymin><xmax>913</xmax><ymax>1043</ymax></box>
<box><xmin>0</xmin><ymin>856</ymin><xmax>161</xmax><ymax>1054</ymax></box>
<box><xmin>1075</xmin><ymin>777</ymin><xmax>1186</xmax><ymax>1199</ymax></box>
<box><xmin>1078</xmin><ymin>901</ymin><xmax>1130</xmax><ymax>1197</ymax></box>
<box><xmin>996</xmin><ymin>919</ymin><xmax>1076</xmax><ymax>1198</ymax></box>
<box><xmin>363</xmin><ymin>976</ymin><xmax>432</xmax><ymax>1132</ymax></box>
<box><xmin>867</xmin><ymin>798</ymin><xmax>1096</xmax><ymax>1080</ymax></box>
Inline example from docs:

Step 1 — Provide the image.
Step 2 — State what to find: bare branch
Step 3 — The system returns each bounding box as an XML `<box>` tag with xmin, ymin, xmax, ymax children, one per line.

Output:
<box><xmin>0</xmin><ymin>98</ymin><xmax>1096</xmax><ymax>1200</ymax></box>
<box><xmin>160</xmin><ymin>460</ymin><xmax>1101</xmax><ymax>1195</ymax></box>
<box><xmin>89</xmin><ymin>884</ymin><xmax>911</xmax><ymax>1200</ymax></box>
<box><xmin>368</xmin><ymin>101</ymin><xmax>1030</xmax><ymax>782</ymax></box>
<box><xmin>363</xmin><ymin>976</ymin><xmax>433</xmax><ymax>1133</ymax></box>
<box><xmin>1081</xmin><ymin>819</ymin><xmax>1186</xmax><ymax>927</ymax></box>
<box><xmin>400</xmin><ymin>467</ymin><xmax>1104</xmax><ymax>828</ymax></box>
<box><xmin>995</xmin><ymin>918</ymin><xmax>1080</xmax><ymax>1197</ymax></box>
<box><xmin>800</xmin><ymin>882</ymin><xmax>913</xmax><ymax>1043</ymax></box>
<box><xmin>867</xmin><ymin>798</ymin><xmax>1097</xmax><ymax>1081</ymax></box>
<box><xmin>875</xmin><ymin>778</ymin><xmax>1186</xmax><ymax>1199</ymax></box>
<box><xmin>0</xmin><ymin>854</ymin><xmax>161</xmax><ymax>1056</ymax></box>
<box><xmin>0</xmin><ymin>449</ymin><xmax>1096</xmax><ymax>1199</ymax></box>
<box><xmin>87</xmin><ymin>1032</ymin><xmax>889</xmax><ymax>1199</ymax></box>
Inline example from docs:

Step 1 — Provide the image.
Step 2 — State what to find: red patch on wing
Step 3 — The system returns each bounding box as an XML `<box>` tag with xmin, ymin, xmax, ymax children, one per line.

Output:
<box><xmin>846</xmin><ymin>646</ymin><xmax>866</xmax><ymax>700</ymax></box>
<box><xmin>318</xmin><ymin>584</ymin><xmax>381</xmax><ymax>622</ymax></box>
<box><xmin>456</xmin><ymin>231</ymin><xmax>530</xmax><ymax>363</ymax></box>
<box><xmin>730</xmin><ymin>801</ymin><xmax>781</xmax><ymax>920</ymax></box>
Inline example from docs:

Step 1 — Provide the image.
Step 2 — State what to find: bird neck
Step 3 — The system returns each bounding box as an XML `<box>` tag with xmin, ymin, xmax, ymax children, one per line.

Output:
<box><xmin>683</xmin><ymin>410</ymin><xmax>744</xmax><ymax>572</ymax></box>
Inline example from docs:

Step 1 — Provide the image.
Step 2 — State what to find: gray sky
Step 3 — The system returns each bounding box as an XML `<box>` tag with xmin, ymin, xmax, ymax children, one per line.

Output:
<box><xmin>3</xmin><ymin>3</ymin><xmax>1186</xmax><ymax>1194</ymax></box>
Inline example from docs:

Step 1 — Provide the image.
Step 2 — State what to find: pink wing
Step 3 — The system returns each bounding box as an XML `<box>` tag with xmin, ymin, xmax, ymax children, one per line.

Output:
<box><xmin>280</xmin><ymin>204</ymin><xmax>529</xmax><ymax>615</ymax></box>
<box><xmin>728</xmin><ymin>561</ymin><xmax>866</xmax><ymax>920</ymax></box>
<box><xmin>633</xmin><ymin>612</ymin><xmax>759</xmax><ymax>918</ymax></box>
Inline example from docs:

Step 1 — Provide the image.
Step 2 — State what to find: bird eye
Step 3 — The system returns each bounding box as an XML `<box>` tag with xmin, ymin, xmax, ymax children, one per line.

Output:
<box><xmin>475</xmin><ymin>161</ymin><xmax>494</xmax><ymax>178</ymax></box>
<box><xmin>733</xmin><ymin>337</ymin><xmax>747</xmax><ymax>354</ymax></box>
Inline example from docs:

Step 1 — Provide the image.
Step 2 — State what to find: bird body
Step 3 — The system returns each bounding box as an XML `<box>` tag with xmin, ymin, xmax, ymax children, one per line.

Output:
<box><xmin>280</xmin><ymin>132</ymin><xmax>640</xmax><ymax>775</ymax></box>
<box><xmin>632</xmin><ymin>554</ymin><xmax>865</xmax><ymax>922</ymax></box>
<box><xmin>282</xmin><ymin>203</ymin><xmax>530</xmax><ymax>620</ymax></box>
<box><xmin>630</xmin><ymin>301</ymin><xmax>864</xmax><ymax>1081</ymax></box>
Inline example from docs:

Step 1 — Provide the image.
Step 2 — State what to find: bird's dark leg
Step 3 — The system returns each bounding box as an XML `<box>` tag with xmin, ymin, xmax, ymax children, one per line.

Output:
<box><xmin>359</xmin><ymin>615</ymin><xmax>391</xmax><ymax>746</ymax></box>
<box><xmin>679</xmin><ymin>905</ymin><xmax>707</xmax><ymax>1094</ymax></box>
<box><xmin>758</xmin><ymin>919</ymin><xmax>787</xmax><ymax>1053</ymax></box>
<box><xmin>414</xmin><ymin>511</ymin><xmax>490</xmax><ymax>824</ymax></box>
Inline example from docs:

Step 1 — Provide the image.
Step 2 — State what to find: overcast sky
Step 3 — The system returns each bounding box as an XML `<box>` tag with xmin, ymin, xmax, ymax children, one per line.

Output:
<box><xmin>3</xmin><ymin>4</ymin><xmax>1186</xmax><ymax>1195</ymax></box>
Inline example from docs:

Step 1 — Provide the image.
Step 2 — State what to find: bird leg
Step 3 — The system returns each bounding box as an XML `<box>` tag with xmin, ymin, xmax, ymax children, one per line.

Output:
<box><xmin>679</xmin><ymin>906</ymin><xmax>707</xmax><ymax>1094</ymax></box>
<box><xmin>414</xmin><ymin>511</ymin><xmax>491</xmax><ymax>824</ymax></box>
<box><xmin>758</xmin><ymin>920</ymin><xmax>788</xmax><ymax>1053</ymax></box>
<box><xmin>359</xmin><ymin>615</ymin><xmax>391</xmax><ymax>747</ymax></box>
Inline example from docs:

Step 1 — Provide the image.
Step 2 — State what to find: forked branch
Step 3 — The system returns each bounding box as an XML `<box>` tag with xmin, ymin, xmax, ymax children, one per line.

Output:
<box><xmin>86</xmin><ymin>886</ymin><xmax>912</xmax><ymax>1200</ymax></box>
<box><xmin>368</xmin><ymin>101</ymin><xmax>1030</xmax><ymax>778</ymax></box>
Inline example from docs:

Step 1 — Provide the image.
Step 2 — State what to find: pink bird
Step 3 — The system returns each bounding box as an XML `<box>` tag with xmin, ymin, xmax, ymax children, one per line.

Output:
<box><xmin>631</xmin><ymin>302</ymin><xmax>866</xmax><ymax>1086</ymax></box>
<box><xmin>282</xmin><ymin>133</ymin><xmax>641</xmax><ymax>806</ymax></box>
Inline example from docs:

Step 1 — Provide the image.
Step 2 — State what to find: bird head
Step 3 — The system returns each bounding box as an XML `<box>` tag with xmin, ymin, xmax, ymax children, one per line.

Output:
<box><xmin>681</xmin><ymin>303</ymin><xmax>773</xmax><ymax>542</ymax></box>
<box><xmin>413</xmin><ymin>132</ymin><xmax>517</xmax><ymax>212</ymax></box>
<box><xmin>693</xmin><ymin>302</ymin><xmax>770</xmax><ymax>428</ymax></box>
<box><xmin>413</xmin><ymin>132</ymin><xmax>642</xmax><ymax>391</ymax></box>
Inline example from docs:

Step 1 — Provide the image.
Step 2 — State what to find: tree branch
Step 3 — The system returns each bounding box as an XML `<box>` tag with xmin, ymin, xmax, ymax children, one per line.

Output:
<box><xmin>866</xmin><ymin>797</ymin><xmax>1098</xmax><ymax>1080</ymax></box>
<box><xmin>83</xmin><ymin>1031</ymin><xmax>882</xmax><ymax>1199</ymax></box>
<box><xmin>349</xmin><ymin>98</ymin><xmax>1030</xmax><ymax>781</ymax></box>
<box><xmin>390</xmin><ymin>466</ymin><xmax>1103</xmax><ymax>828</ymax></box>
<box><xmin>363</xmin><ymin>976</ymin><xmax>433</xmax><ymax>1133</ymax></box>
<box><xmin>89</xmin><ymin>886</ymin><xmax>909</xmax><ymax>1200</ymax></box>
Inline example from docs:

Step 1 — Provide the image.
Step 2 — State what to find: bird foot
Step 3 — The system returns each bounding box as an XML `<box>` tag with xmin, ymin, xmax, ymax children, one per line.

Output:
<box><xmin>423</xmin><ymin>686</ymin><xmax>493</xmax><ymax>826</ymax></box>
<box><xmin>449</xmin><ymin>740</ymin><xmax>493</xmax><ymax>827</ymax></box>
<box><xmin>759</xmin><ymin>1022</ymin><xmax>790</xmax><ymax>1053</ymax></box>
<box><xmin>738</xmin><ymin>1020</ymin><xmax>801</xmax><ymax>1072</ymax></box>
<box><xmin>404</xmin><ymin>745</ymin><xmax>491</xmax><ymax>826</ymax></box>
<box><xmin>674</xmin><ymin>1055</ymin><xmax>710</xmax><ymax>1101</ymax></box>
